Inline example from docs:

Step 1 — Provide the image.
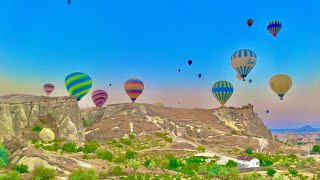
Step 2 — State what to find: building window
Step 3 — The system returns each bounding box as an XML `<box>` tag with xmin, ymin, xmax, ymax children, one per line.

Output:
<box><xmin>256</xmin><ymin>162</ymin><xmax>259</xmax><ymax>165</ymax></box>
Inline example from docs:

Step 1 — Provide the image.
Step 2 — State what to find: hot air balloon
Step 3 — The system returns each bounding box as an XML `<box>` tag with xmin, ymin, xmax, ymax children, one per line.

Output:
<box><xmin>247</xmin><ymin>19</ymin><xmax>253</xmax><ymax>27</ymax></box>
<box><xmin>43</xmin><ymin>83</ymin><xmax>55</xmax><ymax>96</ymax></box>
<box><xmin>188</xmin><ymin>60</ymin><xmax>192</xmax><ymax>65</ymax></box>
<box><xmin>236</xmin><ymin>73</ymin><xmax>242</xmax><ymax>80</ymax></box>
<box><xmin>267</xmin><ymin>20</ymin><xmax>282</xmax><ymax>37</ymax></box>
<box><xmin>67</xmin><ymin>0</ymin><xmax>71</xmax><ymax>5</ymax></box>
<box><xmin>230</xmin><ymin>49</ymin><xmax>257</xmax><ymax>81</ymax></box>
<box><xmin>269</xmin><ymin>74</ymin><xmax>292</xmax><ymax>100</ymax></box>
<box><xmin>92</xmin><ymin>90</ymin><xmax>108</xmax><ymax>107</ymax></box>
<box><xmin>212</xmin><ymin>80</ymin><xmax>234</xmax><ymax>106</ymax></box>
<box><xmin>198</xmin><ymin>74</ymin><xmax>202</xmax><ymax>78</ymax></box>
<box><xmin>178</xmin><ymin>69</ymin><xmax>181</xmax><ymax>72</ymax></box>
<box><xmin>109</xmin><ymin>84</ymin><xmax>112</xmax><ymax>86</ymax></box>
<box><xmin>65</xmin><ymin>72</ymin><xmax>92</xmax><ymax>101</ymax></box>
<box><xmin>124</xmin><ymin>78</ymin><xmax>144</xmax><ymax>103</ymax></box>
<box><xmin>266</xmin><ymin>110</ymin><xmax>270</xmax><ymax>114</ymax></box>
<box><xmin>248</xmin><ymin>79</ymin><xmax>252</xmax><ymax>84</ymax></box>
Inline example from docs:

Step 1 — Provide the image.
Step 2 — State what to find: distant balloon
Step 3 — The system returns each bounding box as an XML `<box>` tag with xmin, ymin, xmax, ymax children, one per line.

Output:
<box><xmin>269</xmin><ymin>74</ymin><xmax>292</xmax><ymax>100</ymax></box>
<box><xmin>124</xmin><ymin>78</ymin><xmax>144</xmax><ymax>102</ymax></box>
<box><xmin>65</xmin><ymin>72</ymin><xmax>92</xmax><ymax>101</ymax></box>
<box><xmin>188</xmin><ymin>60</ymin><xmax>192</xmax><ymax>65</ymax></box>
<box><xmin>248</xmin><ymin>79</ymin><xmax>252</xmax><ymax>84</ymax></box>
<box><xmin>266</xmin><ymin>110</ymin><xmax>270</xmax><ymax>114</ymax></box>
<box><xmin>178</xmin><ymin>69</ymin><xmax>181</xmax><ymax>72</ymax></box>
<box><xmin>230</xmin><ymin>49</ymin><xmax>257</xmax><ymax>81</ymax></box>
<box><xmin>236</xmin><ymin>73</ymin><xmax>242</xmax><ymax>80</ymax></box>
<box><xmin>67</xmin><ymin>0</ymin><xmax>71</xmax><ymax>5</ymax></box>
<box><xmin>267</xmin><ymin>20</ymin><xmax>282</xmax><ymax>37</ymax></box>
<box><xmin>43</xmin><ymin>83</ymin><xmax>55</xmax><ymax>96</ymax></box>
<box><xmin>247</xmin><ymin>19</ymin><xmax>253</xmax><ymax>27</ymax></box>
<box><xmin>198</xmin><ymin>74</ymin><xmax>202</xmax><ymax>78</ymax></box>
<box><xmin>109</xmin><ymin>84</ymin><xmax>112</xmax><ymax>86</ymax></box>
<box><xmin>212</xmin><ymin>80</ymin><xmax>234</xmax><ymax>106</ymax></box>
<box><xmin>92</xmin><ymin>90</ymin><xmax>108</xmax><ymax>107</ymax></box>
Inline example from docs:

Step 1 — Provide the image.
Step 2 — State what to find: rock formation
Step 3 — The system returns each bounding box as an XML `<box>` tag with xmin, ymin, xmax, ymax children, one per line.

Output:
<box><xmin>39</xmin><ymin>128</ymin><xmax>55</xmax><ymax>142</ymax></box>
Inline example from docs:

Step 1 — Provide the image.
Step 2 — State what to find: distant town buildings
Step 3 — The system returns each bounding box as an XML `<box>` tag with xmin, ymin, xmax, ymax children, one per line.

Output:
<box><xmin>237</xmin><ymin>156</ymin><xmax>260</xmax><ymax>168</ymax></box>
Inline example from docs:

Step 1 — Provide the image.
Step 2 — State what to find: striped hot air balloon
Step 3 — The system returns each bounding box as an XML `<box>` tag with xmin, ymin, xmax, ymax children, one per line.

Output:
<box><xmin>230</xmin><ymin>49</ymin><xmax>257</xmax><ymax>81</ymax></box>
<box><xmin>267</xmin><ymin>20</ymin><xmax>282</xmax><ymax>37</ymax></box>
<box><xmin>91</xmin><ymin>90</ymin><xmax>108</xmax><ymax>107</ymax></box>
<box><xmin>212</xmin><ymin>80</ymin><xmax>234</xmax><ymax>106</ymax></box>
<box><xmin>65</xmin><ymin>72</ymin><xmax>92</xmax><ymax>101</ymax></box>
<box><xmin>43</xmin><ymin>83</ymin><xmax>55</xmax><ymax>96</ymax></box>
<box><xmin>124</xmin><ymin>78</ymin><xmax>144</xmax><ymax>102</ymax></box>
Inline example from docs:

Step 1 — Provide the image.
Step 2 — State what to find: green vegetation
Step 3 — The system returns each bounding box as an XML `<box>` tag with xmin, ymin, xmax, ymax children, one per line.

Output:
<box><xmin>12</xmin><ymin>164</ymin><xmax>29</xmax><ymax>175</ymax></box>
<box><xmin>82</xmin><ymin>118</ymin><xmax>95</xmax><ymax>127</ymax></box>
<box><xmin>95</xmin><ymin>149</ymin><xmax>113</xmax><ymax>161</ymax></box>
<box><xmin>231</xmin><ymin>129</ymin><xmax>238</xmax><ymax>135</ymax></box>
<box><xmin>197</xmin><ymin>145</ymin><xmax>206</xmax><ymax>152</ymax></box>
<box><xmin>0</xmin><ymin>145</ymin><xmax>10</xmax><ymax>168</ymax></box>
<box><xmin>112</xmin><ymin>166</ymin><xmax>123</xmax><ymax>176</ymax></box>
<box><xmin>119</xmin><ymin>138</ymin><xmax>132</xmax><ymax>146</ymax></box>
<box><xmin>125</xmin><ymin>150</ymin><xmax>137</xmax><ymax>159</ymax></box>
<box><xmin>243</xmin><ymin>171</ymin><xmax>264</xmax><ymax>180</ymax></box>
<box><xmin>39</xmin><ymin>118</ymin><xmax>47</xmax><ymax>124</ymax></box>
<box><xmin>225</xmin><ymin>160</ymin><xmax>238</xmax><ymax>168</ymax></box>
<box><xmin>267</xmin><ymin>168</ymin><xmax>277</xmax><ymax>177</ymax></box>
<box><xmin>208</xmin><ymin>163</ymin><xmax>240</xmax><ymax>179</ymax></box>
<box><xmin>32</xmin><ymin>125</ymin><xmax>42</xmax><ymax>132</ymax></box>
<box><xmin>61</xmin><ymin>142</ymin><xmax>78</xmax><ymax>153</ymax></box>
<box><xmin>69</xmin><ymin>168</ymin><xmax>98</xmax><ymax>180</ymax></box>
<box><xmin>128</xmin><ymin>133</ymin><xmax>136</xmax><ymax>139</ymax></box>
<box><xmin>83</xmin><ymin>139</ymin><xmax>100</xmax><ymax>153</ymax></box>
<box><xmin>32</xmin><ymin>166</ymin><xmax>57</xmax><ymax>180</ymax></box>
<box><xmin>127</xmin><ymin>159</ymin><xmax>141</xmax><ymax>171</ymax></box>
<box><xmin>312</xmin><ymin>145</ymin><xmax>320</xmax><ymax>153</ymax></box>
<box><xmin>0</xmin><ymin>171</ymin><xmax>20</xmax><ymax>180</ymax></box>
<box><xmin>244</xmin><ymin>147</ymin><xmax>253</xmax><ymax>154</ymax></box>
<box><xmin>155</xmin><ymin>132</ymin><xmax>173</xmax><ymax>143</ymax></box>
<box><xmin>288</xmin><ymin>169</ymin><xmax>298</xmax><ymax>177</ymax></box>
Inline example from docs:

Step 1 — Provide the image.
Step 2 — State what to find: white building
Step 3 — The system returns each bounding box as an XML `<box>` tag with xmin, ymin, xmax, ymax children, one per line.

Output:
<box><xmin>237</xmin><ymin>156</ymin><xmax>260</xmax><ymax>168</ymax></box>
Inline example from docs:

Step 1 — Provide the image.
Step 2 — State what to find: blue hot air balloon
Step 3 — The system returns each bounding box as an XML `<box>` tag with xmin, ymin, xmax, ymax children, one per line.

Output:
<box><xmin>65</xmin><ymin>72</ymin><xmax>92</xmax><ymax>101</ymax></box>
<box><xmin>212</xmin><ymin>80</ymin><xmax>234</xmax><ymax>106</ymax></box>
<box><xmin>230</xmin><ymin>49</ymin><xmax>257</xmax><ymax>81</ymax></box>
<box><xmin>248</xmin><ymin>79</ymin><xmax>252</xmax><ymax>84</ymax></box>
<box><xmin>266</xmin><ymin>110</ymin><xmax>270</xmax><ymax>114</ymax></box>
<box><xmin>267</xmin><ymin>20</ymin><xmax>282</xmax><ymax>37</ymax></box>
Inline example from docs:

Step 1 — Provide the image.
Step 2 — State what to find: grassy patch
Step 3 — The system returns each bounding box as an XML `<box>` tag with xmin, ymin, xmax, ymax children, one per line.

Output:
<box><xmin>32</xmin><ymin>125</ymin><xmax>43</xmax><ymax>132</ymax></box>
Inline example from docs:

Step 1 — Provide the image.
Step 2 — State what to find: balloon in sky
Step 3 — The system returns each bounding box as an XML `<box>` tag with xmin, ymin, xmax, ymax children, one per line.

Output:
<box><xmin>266</xmin><ymin>110</ymin><xmax>270</xmax><ymax>114</ymax></box>
<box><xmin>230</xmin><ymin>49</ymin><xmax>257</xmax><ymax>81</ymax></box>
<box><xmin>91</xmin><ymin>90</ymin><xmax>108</xmax><ymax>107</ymax></box>
<box><xmin>124</xmin><ymin>78</ymin><xmax>144</xmax><ymax>102</ymax></box>
<box><xmin>67</xmin><ymin>0</ymin><xmax>71</xmax><ymax>5</ymax></box>
<box><xmin>43</xmin><ymin>83</ymin><xmax>55</xmax><ymax>96</ymax></box>
<box><xmin>198</xmin><ymin>74</ymin><xmax>202</xmax><ymax>78</ymax></box>
<box><xmin>248</xmin><ymin>79</ymin><xmax>252</xmax><ymax>84</ymax></box>
<box><xmin>267</xmin><ymin>20</ymin><xmax>282</xmax><ymax>37</ymax></box>
<box><xmin>269</xmin><ymin>74</ymin><xmax>292</xmax><ymax>100</ymax></box>
<box><xmin>109</xmin><ymin>84</ymin><xmax>112</xmax><ymax>86</ymax></box>
<box><xmin>178</xmin><ymin>69</ymin><xmax>181</xmax><ymax>72</ymax></box>
<box><xmin>212</xmin><ymin>80</ymin><xmax>234</xmax><ymax>106</ymax></box>
<box><xmin>236</xmin><ymin>73</ymin><xmax>242</xmax><ymax>80</ymax></box>
<box><xmin>188</xmin><ymin>60</ymin><xmax>192</xmax><ymax>65</ymax></box>
<box><xmin>65</xmin><ymin>72</ymin><xmax>92</xmax><ymax>101</ymax></box>
<box><xmin>247</xmin><ymin>19</ymin><xmax>253</xmax><ymax>27</ymax></box>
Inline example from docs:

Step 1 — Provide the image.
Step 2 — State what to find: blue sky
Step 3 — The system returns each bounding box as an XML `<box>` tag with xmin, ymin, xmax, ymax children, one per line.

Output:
<box><xmin>0</xmin><ymin>0</ymin><xmax>320</xmax><ymax>128</ymax></box>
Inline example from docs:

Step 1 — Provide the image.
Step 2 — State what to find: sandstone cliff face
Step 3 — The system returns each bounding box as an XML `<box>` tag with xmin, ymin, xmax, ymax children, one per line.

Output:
<box><xmin>0</xmin><ymin>95</ymin><xmax>85</xmax><ymax>144</ymax></box>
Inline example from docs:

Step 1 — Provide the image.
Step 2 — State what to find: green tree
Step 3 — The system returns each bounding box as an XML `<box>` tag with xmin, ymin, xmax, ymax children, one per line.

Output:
<box><xmin>267</xmin><ymin>168</ymin><xmax>277</xmax><ymax>177</ymax></box>
<box><xmin>168</xmin><ymin>157</ymin><xmax>181</xmax><ymax>170</ymax></box>
<box><xmin>0</xmin><ymin>171</ymin><xmax>20</xmax><ymax>180</ymax></box>
<box><xmin>144</xmin><ymin>160</ymin><xmax>151</xmax><ymax>167</ymax></box>
<box><xmin>148</xmin><ymin>161</ymin><xmax>157</xmax><ymax>169</ymax></box>
<box><xmin>32</xmin><ymin>166</ymin><xmax>56</xmax><ymax>180</ymax></box>
<box><xmin>225</xmin><ymin>160</ymin><xmax>238</xmax><ymax>168</ymax></box>
<box><xmin>12</xmin><ymin>164</ymin><xmax>29</xmax><ymax>177</ymax></box>
<box><xmin>112</xmin><ymin>166</ymin><xmax>123</xmax><ymax>176</ymax></box>
<box><xmin>208</xmin><ymin>164</ymin><xmax>221</xmax><ymax>177</ymax></box>
<box><xmin>95</xmin><ymin>149</ymin><xmax>113</xmax><ymax>161</ymax></box>
<box><xmin>32</xmin><ymin>125</ymin><xmax>42</xmax><ymax>132</ymax></box>
<box><xmin>129</xmin><ymin>134</ymin><xmax>136</xmax><ymax>139</ymax></box>
<box><xmin>83</xmin><ymin>139</ymin><xmax>100</xmax><ymax>153</ymax></box>
<box><xmin>312</xmin><ymin>145</ymin><xmax>320</xmax><ymax>153</ymax></box>
<box><xmin>69</xmin><ymin>168</ymin><xmax>98</xmax><ymax>180</ymax></box>
<box><xmin>125</xmin><ymin>150</ymin><xmax>137</xmax><ymax>159</ymax></box>
<box><xmin>0</xmin><ymin>145</ymin><xmax>10</xmax><ymax>168</ymax></box>
<box><xmin>61</xmin><ymin>143</ymin><xmax>78</xmax><ymax>153</ymax></box>
<box><xmin>245</xmin><ymin>147</ymin><xmax>253</xmax><ymax>154</ymax></box>
<box><xmin>127</xmin><ymin>159</ymin><xmax>141</xmax><ymax>172</ymax></box>
<box><xmin>288</xmin><ymin>169</ymin><xmax>298</xmax><ymax>177</ymax></box>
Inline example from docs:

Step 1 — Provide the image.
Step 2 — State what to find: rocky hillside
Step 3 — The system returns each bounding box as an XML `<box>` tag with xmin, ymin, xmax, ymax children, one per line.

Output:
<box><xmin>0</xmin><ymin>94</ymin><xmax>85</xmax><ymax>146</ymax></box>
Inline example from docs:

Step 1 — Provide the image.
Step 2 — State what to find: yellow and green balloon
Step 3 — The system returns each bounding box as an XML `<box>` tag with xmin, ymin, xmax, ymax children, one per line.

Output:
<box><xmin>65</xmin><ymin>72</ymin><xmax>92</xmax><ymax>101</ymax></box>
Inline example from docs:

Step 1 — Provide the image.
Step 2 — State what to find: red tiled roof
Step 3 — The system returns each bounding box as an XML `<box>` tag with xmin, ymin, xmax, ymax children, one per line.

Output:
<box><xmin>237</xmin><ymin>156</ymin><xmax>255</xmax><ymax>161</ymax></box>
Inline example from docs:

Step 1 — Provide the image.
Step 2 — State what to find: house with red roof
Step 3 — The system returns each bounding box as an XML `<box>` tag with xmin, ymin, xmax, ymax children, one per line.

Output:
<box><xmin>237</xmin><ymin>156</ymin><xmax>260</xmax><ymax>168</ymax></box>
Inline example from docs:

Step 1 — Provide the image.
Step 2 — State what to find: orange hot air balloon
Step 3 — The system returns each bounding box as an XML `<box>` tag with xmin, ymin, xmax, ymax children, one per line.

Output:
<box><xmin>124</xmin><ymin>78</ymin><xmax>144</xmax><ymax>102</ymax></box>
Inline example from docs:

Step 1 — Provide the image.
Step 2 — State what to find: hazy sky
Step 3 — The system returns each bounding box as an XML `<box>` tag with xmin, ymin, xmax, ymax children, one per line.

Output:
<box><xmin>0</xmin><ymin>0</ymin><xmax>320</xmax><ymax>128</ymax></box>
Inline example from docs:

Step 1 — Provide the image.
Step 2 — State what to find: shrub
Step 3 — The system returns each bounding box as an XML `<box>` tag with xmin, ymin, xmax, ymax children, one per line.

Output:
<box><xmin>185</xmin><ymin>156</ymin><xmax>205</xmax><ymax>164</ymax></box>
<box><xmin>32</xmin><ymin>166</ymin><xmax>56</xmax><ymax>180</ymax></box>
<box><xmin>243</xmin><ymin>171</ymin><xmax>264</xmax><ymax>180</ymax></box>
<box><xmin>114</xmin><ymin>155</ymin><xmax>126</xmax><ymax>164</ymax></box>
<box><xmin>288</xmin><ymin>169</ymin><xmax>298</xmax><ymax>177</ymax></box>
<box><xmin>125</xmin><ymin>150</ymin><xmax>137</xmax><ymax>159</ymax></box>
<box><xmin>34</xmin><ymin>142</ymin><xmax>41</xmax><ymax>149</ymax></box>
<box><xmin>99</xmin><ymin>171</ymin><xmax>108</xmax><ymax>179</ymax></box>
<box><xmin>218</xmin><ymin>166</ymin><xmax>240</xmax><ymax>180</ymax></box>
<box><xmin>0</xmin><ymin>145</ymin><xmax>10</xmax><ymax>168</ymax></box>
<box><xmin>245</xmin><ymin>147</ymin><xmax>253</xmax><ymax>154</ymax></box>
<box><xmin>69</xmin><ymin>168</ymin><xmax>98</xmax><ymax>180</ymax></box>
<box><xmin>306</xmin><ymin>157</ymin><xmax>316</xmax><ymax>165</ymax></box>
<box><xmin>83</xmin><ymin>139</ymin><xmax>100</xmax><ymax>153</ymax></box>
<box><xmin>0</xmin><ymin>171</ymin><xmax>20</xmax><ymax>180</ymax></box>
<box><xmin>39</xmin><ymin>118</ymin><xmax>47</xmax><ymax>124</ymax></box>
<box><xmin>82</xmin><ymin>118</ymin><xmax>95</xmax><ymax>127</ymax></box>
<box><xmin>96</xmin><ymin>149</ymin><xmax>113</xmax><ymax>161</ymax></box>
<box><xmin>12</xmin><ymin>164</ymin><xmax>29</xmax><ymax>174</ymax></box>
<box><xmin>61</xmin><ymin>143</ymin><xmax>78</xmax><ymax>153</ymax></box>
<box><xmin>119</xmin><ymin>138</ymin><xmax>132</xmax><ymax>146</ymax></box>
<box><xmin>127</xmin><ymin>159</ymin><xmax>141</xmax><ymax>172</ymax></box>
<box><xmin>129</xmin><ymin>134</ymin><xmax>136</xmax><ymax>139</ymax></box>
<box><xmin>225</xmin><ymin>160</ymin><xmax>238</xmax><ymax>168</ymax></box>
<box><xmin>148</xmin><ymin>161</ymin><xmax>157</xmax><ymax>169</ymax></box>
<box><xmin>231</xmin><ymin>130</ymin><xmax>238</xmax><ymax>135</ymax></box>
<box><xmin>32</xmin><ymin>125</ymin><xmax>42</xmax><ymax>132</ymax></box>
<box><xmin>197</xmin><ymin>146</ymin><xmax>206</xmax><ymax>152</ymax></box>
<box><xmin>208</xmin><ymin>164</ymin><xmax>221</xmax><ymax>177</ymax></box>
<box><xmin>144</xmin><ymin>160</ymin><xmax>151</xmax><ymax>167</ymax></box>
<box><xmin>155</xmin><ymin>132</ymin><xmax>173</xmax><ymax>143</ymax></box>
<box><xmin>267</xmin><ymin>168</ymin><xmax>277</xmax><ymax>177</ymax></box>
<box><xmin>31</xmin><ymin>139</ymin><xmax>39</xmax><ymax>144</ymax></box>
<box><xmin>112</xmin><ymin>166</ymin><xmax>123</xmax><ymax>176</ymax></box>
<box><xmin>168</xmin><ymin>157</ymin><xmax>181</xmax><ymax>170</ymax></box>
<box><xmin>197</xmin><ymin>164</ymin><xmax>209</xmax><ymax>175</ymax></box>
<box><xmin>82</xmin><ymin>153</ymin><xmax>89</xmax><ymax>160</ymax></box>
<box><xmin>312</xmin><ymin>145</ymin><xmax>320</xmax><ymax>153</ymax></box>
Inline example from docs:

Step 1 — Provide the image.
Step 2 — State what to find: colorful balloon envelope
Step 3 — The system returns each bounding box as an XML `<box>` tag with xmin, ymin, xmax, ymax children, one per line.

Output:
<box><xmin>188</xmin><ymin>60</ymin><xmax>192</xmax><ymax>65</ymax></box>
<box><xmin>236</xmin><ymin>73</ymin><xmax>242</xmax><ymax>80</ymax></box>
<box><xmin>43</xmin><ymin>83</ymin><xmax>55</xmax><ymax>96</ymax></box>
<box><xmin>230</xmin><ymin>49</ymin><xmax>257</xmax><ymax>81</ymax></box>
<box><xmin>92</xmin><ymin>90</ymin><xmax>108</xmax><ymax>107</ymax></box>
<box><xmin>266</xmin><ymin>110</ymin><xmax>270</xmax><ymax>114</ymax></box>
<box><xmin>124</xmin><ymin>78</ymin><xmax>144</xmax><ymax>102</ymax></box>
<box><xmin>65</xmin><ymin>72</ymin><xmax>92</xmax><ymax>101</ymax></box>
<box><xmin>267</xmin><ymin>20</ymin><xmax>282</xmax><ymax>37</ymax></box>
<box><xmin>247</xmin><ymin>19</ymin><xmax>253</xmax><ymax>27</ymax></box>
<box><xmin>269</xmin><ymin>74</ymin><xmax>292</xmax><ymax>100</ymax></box>
<box><xmin>198</xmin><ymin>74</ymin><xmax>202</xmax><ymax>78</ymax></box>
<box><xmin>212</xmin><ymin>80</ymin><xmax>234</xmax><ymax>106</ymax></box>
